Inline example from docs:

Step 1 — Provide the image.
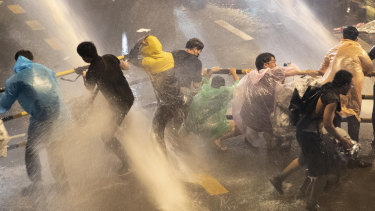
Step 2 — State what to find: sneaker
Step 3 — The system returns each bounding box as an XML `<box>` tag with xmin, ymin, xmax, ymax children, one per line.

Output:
<box><xmin>347</xmin><ymin>159</ymin><xmax>373</xmax><ymax>169</ymax></box>
<box><xmin>269</xmin><ymin>176</ymin><xmax>284</xmax><ymax>195</ymax></box>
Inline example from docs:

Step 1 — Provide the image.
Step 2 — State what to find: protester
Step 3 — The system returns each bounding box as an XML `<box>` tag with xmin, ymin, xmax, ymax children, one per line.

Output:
<box><xmin>172</xmin><ymin>38</ymin><xmax>204</xmax><ymax>100</ymax></box>
<box><xmin>0</xmin><ymin>50</ymin><xmax>66</xmax><ymax>194</ymax></box>
<box><xmin>77</xmin><ymin>42</ymin><xmax>134</xmax><ymax>174</ymax></box>
<box><xmin>233</xmin><ymin>52</ymin><xmax>317</xmax><ymax>149</ymax></box>
<box><xmin>272</xmin><ymin>70</ymin><xmax>354</xmax><ymax>210</ymax></box>
<box><xmin>184</xmin><ymin>68</ymin><xmax>239</xmax><ymax>151</ymax></box>
<box><xmin>170</xmin><ymin>38</ymin><xmax>205</xmax><ymax>131</ymax></box>
<box><xmin>319</xmin><ymin>26</ymin><xmax>373</xmax><ymax>143</ymax></box>
<box><xmin>128</xmin><ymin>35</ymin><xmax>183</xmax><ymax>154</ymax></box>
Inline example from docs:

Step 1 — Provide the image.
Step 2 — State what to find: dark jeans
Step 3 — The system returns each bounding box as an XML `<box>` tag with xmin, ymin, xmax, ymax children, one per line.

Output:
<box><xmin>25</xmin><ymin>112</ymin><xmax>59</xmax><ymax>182</ymax></box>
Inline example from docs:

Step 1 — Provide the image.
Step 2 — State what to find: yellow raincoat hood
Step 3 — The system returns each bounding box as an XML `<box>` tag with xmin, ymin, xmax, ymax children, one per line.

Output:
<box><xmin>141</xmin><ymin>35</ymin><xmax>174</xmax><ymax>73</ymax></box>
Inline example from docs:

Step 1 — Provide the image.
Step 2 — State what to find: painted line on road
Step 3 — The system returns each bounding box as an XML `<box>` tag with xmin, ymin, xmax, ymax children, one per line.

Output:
<box><xmin>214</xmin><ymin>20</ymin><xmax>253</xmax><ymax>41</ymax></box>
<box><xmin>7</xmin><ymin>4</ymin><xmax>25</xmax><ymax>14</ymax></box>
<box><xmin>44</xmin><ymin>38</ymin><xmax>62</xmax><ymax>50</ymax></box>
<box><xmin>195</xmin><ymin>173</ymin><xmax>229</xmax><ymax>195</ymax></box>
<box><xmin>25</xmin><ymin>20</ymin><xmax>45</xmax><ymax>31</ymax></box>
<box><xmin>0</xmin><ymin>1</ymin><xmax>3</xmax><ymax>6</ymax></box>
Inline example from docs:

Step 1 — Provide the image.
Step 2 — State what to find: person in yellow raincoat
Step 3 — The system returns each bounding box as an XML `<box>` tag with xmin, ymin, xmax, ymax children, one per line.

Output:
<box><xmin>128</xmin><ymin>35</ymin><xmax>183</xmax><ymax>153</ymax></box>
<box><xmin>319</xmin><ymin>26</ymin><xmax>373</xmax><ymax>142</ymax></box>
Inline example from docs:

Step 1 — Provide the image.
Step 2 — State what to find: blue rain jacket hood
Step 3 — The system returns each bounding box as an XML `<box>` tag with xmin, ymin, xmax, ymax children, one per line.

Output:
<box><xmin>14</xmin><ymin>56</ymin><xmax>32</xmax><ymax>73</ymax></box>
<box><xmin>0</xmin><ymin>56</ymin><xmax>62</xmax><ymax>120</ymax></box>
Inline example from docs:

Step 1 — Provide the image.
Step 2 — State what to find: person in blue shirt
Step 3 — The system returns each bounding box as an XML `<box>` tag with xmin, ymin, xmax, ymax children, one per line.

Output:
<box><xmin>0</xmin><ymin>50</ymin><xmax>65</xmax><ymax>194</ymax></box>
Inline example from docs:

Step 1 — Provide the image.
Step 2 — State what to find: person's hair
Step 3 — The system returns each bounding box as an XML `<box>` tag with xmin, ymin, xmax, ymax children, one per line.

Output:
<box><xmin>77</xmin><ymin>41</ymin><xmax>99</xmax><ymax>59</ymax></box>
<box><xmin>332</xmin><ymin>70</ymin><xmax>353</xmax><ymax>87</ymax></box>
<box><xmin>343</xmin><ymin>26</ymin><xmax>359</xmax><ymax>41</ymax></box>
<box><xmin>211</xmin><ymin>76</ymin><xmax>225</xmax><ymax>88</ymax></box>
<box><xmin>185</xmin><ymin>38</ymin><xmax>204</xmax><ymax>50</ymax></box>
<box><xmin>15</xmin><ymin>50</ymin><xmax>33</xmax><ymax>61</ymax></box>
<box><xmin>255</xmin><ymin>52</ymin><xmax>275</xmax><ymax>70</ymax></box>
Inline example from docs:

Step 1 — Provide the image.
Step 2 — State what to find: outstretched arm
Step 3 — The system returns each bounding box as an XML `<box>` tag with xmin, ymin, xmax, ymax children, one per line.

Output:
<box><xmin>127</xmin><ymin>40</ymin><xmax>144</xmax><ymax>67</ymax></box>
<box><xmin>229</xmin><ymin>68</ymin><xmax>239</xmax><ymax>81</ymax></box>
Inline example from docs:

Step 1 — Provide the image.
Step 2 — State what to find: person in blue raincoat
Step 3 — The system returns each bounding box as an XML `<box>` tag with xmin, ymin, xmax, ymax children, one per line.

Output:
<box><xmin>0</xmin><ymin>50</ymin><xmax>65</xmax><ymax>194</ymax></box>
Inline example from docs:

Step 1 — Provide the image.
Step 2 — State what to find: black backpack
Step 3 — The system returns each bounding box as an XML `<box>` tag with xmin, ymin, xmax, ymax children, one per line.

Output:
<box><xmin>289</xmin><ymin>86</ymin><xmax>322</xmax><ymax>126</ymax></box>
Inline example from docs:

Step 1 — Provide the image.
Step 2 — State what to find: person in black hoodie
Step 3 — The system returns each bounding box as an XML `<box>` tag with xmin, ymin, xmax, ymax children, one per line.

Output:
<box><xmin>77</xmin><ymin>41</ymin><xmax>134</xmax><ymax>174</ymax></box>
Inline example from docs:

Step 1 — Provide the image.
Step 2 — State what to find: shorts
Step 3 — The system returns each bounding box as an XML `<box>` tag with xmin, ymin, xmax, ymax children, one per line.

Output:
<box><xmin>296</xmin><ymin>130</ymin><xmax>328</xmax><ymax>177</ymax></box>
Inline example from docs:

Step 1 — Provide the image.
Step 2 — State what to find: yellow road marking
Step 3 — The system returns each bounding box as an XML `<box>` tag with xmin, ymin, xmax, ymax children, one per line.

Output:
<box><xmin>7</xmin><ymin>4</ymin><xmax>25</xmax><ymax>14</ymax></box>
<box><xmin>44</xmin><ymin>38</ymin><xmax>62</xmax><ymax>50</ymax></box>
<box><xmin>195</xmin><ymin>173</ymin><xmax>229</xmax><ymax>195</ymax></box>
<box><xmin>25</xmin><ymin>20</ymin><xmax>45</xmax><ymax>31</ymax></box>
<box><xmin>215</xmin><ymin>20</ymin><xmax>253</xmax><ymax>41</ymax></box>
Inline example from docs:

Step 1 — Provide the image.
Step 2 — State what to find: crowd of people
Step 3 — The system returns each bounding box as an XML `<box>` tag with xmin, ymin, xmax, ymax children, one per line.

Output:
<box><xmin>0</xmin><ymin>25</ymin><xmax>374</xmax><ymax>210</ymax></box>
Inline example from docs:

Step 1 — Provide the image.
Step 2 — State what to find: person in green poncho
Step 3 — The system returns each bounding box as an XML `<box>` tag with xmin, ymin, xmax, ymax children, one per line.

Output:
<box><xmin>185</xmin><ymin>68</ymin><xmax>239</xmax><ymax>151</ymax></box>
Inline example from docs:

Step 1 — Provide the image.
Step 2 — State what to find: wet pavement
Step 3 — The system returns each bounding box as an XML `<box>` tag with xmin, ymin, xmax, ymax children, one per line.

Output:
<box><xmin>1</xmin><ymin>0</ymin><xmax>375</xmax><ymax>210</ymax></box>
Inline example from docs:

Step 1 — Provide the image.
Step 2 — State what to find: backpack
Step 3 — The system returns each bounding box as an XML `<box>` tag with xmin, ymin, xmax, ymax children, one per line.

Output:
<box><xmin>289</xmin><ymin>86</ymin><xmax>322</xmax><ymax>126</ymax></box>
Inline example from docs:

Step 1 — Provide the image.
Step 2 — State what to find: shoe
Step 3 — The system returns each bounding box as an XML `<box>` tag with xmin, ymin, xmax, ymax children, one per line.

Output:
<box><xmin>269</xmin><ymin>176</ymin><xmax>283</xmax><ymax>195</ymax></box>
<box><xmin>347</xmin><ymin>159</ymin><xmax>373</xmax><ymax>169</ymax></box>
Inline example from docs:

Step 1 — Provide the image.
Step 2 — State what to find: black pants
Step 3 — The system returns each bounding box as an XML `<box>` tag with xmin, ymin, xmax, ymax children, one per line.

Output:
<box><xmin>103</xmin><ymin>106</ymin><xmax>129</xmax><ymax>167</ymax></box>
<box><xmin>347</xmin><ymin>115</ymin><xmax>360</xmax><ymax>142</ymax></box>
<box><xmin>25</xmin><ymin>113</ymin><xmax>59</xmax><ymax>182</ymax></box>
<box><xmin>334</xmin><ymin>114</ymin><xmax>359</xmax><ymax>142</ymax></box>
<box><xmin>152</xmin><ymin>103</ymin><xmax>183</xmax><ymax>151</ymax></box>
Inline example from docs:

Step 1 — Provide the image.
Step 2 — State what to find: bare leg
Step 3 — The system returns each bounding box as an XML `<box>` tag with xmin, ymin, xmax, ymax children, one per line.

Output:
<box><xmin>214</xmin><ymin>121</ymin><xmax>238</xmax><ymax>151</ymax></box>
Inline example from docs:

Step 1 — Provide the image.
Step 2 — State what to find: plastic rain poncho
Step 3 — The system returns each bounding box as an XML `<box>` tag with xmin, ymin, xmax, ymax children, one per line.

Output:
<box><xmin>0</xmin><ymin>56</ymin><xmax>62</xmax><ymax>120</ymax></box>
<box><xmin>320</xmin><ymin>39</ymin><xmax>373</xmax><ymax>120</ymax></box>
<box><xmin>233</xmin><ymin>67</ymin><xmax>286</xmax><ymax>134</ymax></box>
<box><xmin>271</xmin><ymin>76</ymin><xmax>322</xmax><ymax>138</ymax></box>
<box><xmin>185</xmin><ymin>78</ymin><xmax>238</xmax><ymax>140</ymax></box>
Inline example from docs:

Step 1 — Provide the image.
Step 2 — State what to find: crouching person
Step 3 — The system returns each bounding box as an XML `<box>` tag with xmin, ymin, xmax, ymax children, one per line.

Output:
<box><xmin>184</xmin><ymin>68</ymin><xmax>239</xmax><ymax>151</ymax></box>
<box><xmin>233</xmin><ymin>52</ymin><xmax>317</xmax><ymax>150</ymax></box>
